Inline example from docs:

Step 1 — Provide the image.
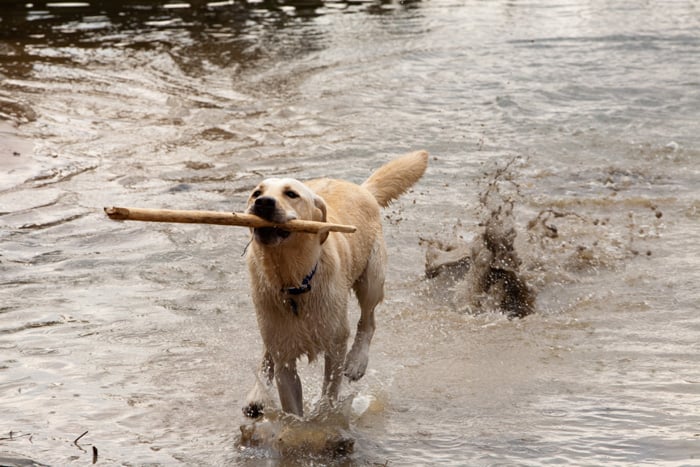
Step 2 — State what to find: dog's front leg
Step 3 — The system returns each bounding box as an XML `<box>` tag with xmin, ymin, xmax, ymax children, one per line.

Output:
<box><xmin>275</xmin><ymin>359</ymin><xmax>304</xmax><ymax>417</ymax></box>
<box><xmin>242</xmin><ymin>350</ymin><xmax>274</xmax><ymax>418</ymax></box>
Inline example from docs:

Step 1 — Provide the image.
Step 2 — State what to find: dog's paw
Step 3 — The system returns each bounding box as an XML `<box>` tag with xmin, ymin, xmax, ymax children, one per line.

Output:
<box><xmin>242</xmin><ymin>402</ymin><xmax>265</xmax><ymax>419</ymax></box>
<box><xmin>344</xmin><ymin>355</ymin><xmax>368</xmax><ymax>382</ymax></box>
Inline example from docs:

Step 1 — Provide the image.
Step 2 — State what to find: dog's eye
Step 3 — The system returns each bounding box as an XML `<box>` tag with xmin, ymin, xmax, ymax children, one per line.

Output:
<box><xmin>285</xmin><ymin>190</ymin><xmax>299</xmax><ymax>199</ymax></box>
<box><xmin>251</xmin><ymin>190</ymin><xmax>262</xmax><ymax>198</ymax></box>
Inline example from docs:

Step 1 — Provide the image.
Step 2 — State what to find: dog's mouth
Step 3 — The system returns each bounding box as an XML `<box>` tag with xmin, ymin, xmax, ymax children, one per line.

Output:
<box><xmin>253</xmin><ymin>227</ymin><xmax>292</xmax><ymax>245</ymax></box>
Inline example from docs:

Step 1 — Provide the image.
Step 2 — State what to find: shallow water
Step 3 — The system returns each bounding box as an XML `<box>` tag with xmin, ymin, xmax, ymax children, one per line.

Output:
<box><xmin>1</xmin><ymin>0</ymin><xmax>699</xmax><ymax>465</ymax></box>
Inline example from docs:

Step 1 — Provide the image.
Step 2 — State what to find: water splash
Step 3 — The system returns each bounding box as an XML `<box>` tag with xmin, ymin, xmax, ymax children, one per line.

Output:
<box><xmin>424</xmin><ymin>157</ymin><xmax>535</xmax><ymax>319</ymax></box>
<box><xmin>239</xmin><ymin>396</ymin><xmax>355</xmax><ymax>461</ymax></box>
<box><xmin>423</xmin><ymin>155</ymin><xmax>666</xmax><ymax>318</ymax></box>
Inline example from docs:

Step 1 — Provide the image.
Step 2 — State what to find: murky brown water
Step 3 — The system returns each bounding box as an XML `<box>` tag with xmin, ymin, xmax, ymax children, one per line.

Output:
<box><xmin>2</xmin><ymin>0</ymin><xmax>699</xmax><ymax>465</ymax></box>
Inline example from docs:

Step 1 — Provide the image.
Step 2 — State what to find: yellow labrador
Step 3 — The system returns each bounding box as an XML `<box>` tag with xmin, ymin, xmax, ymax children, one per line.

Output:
<box><xmin>243</xmin><ymin>150</ymin><xmax>428</xmax><ymax>417</ymax></box>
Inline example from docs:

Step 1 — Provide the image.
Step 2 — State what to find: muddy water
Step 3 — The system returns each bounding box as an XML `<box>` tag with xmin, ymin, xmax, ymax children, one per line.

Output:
<box><xmin>1</xmin><ymin>0</ymin><xmax>699</xmax><ymax>465</ymax></box>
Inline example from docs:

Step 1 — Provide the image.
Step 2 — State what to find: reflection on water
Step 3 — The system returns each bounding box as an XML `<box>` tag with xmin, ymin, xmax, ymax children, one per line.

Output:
<box><xmin>1</xmin><ymin>0</ymin><xmax>420</xmax><ymax>73</ymax></box>
<box><xmin>1</xmin><ymin>0</ymin><xmax>700</xmax><ymax>465</ymax></box>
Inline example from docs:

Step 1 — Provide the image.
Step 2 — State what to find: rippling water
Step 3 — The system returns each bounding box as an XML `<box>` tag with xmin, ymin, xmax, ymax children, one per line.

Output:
<box><xmin>1</xmin><ymin>0</ymin><xmax>699</xmax><ymax>465</ymax></box>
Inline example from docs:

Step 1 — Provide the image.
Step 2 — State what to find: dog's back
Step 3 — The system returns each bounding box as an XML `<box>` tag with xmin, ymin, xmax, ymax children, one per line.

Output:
<box><xmin>305</xmin><ymin>150</ymin><xmax>429</xmax><ymax>282</ymax></box>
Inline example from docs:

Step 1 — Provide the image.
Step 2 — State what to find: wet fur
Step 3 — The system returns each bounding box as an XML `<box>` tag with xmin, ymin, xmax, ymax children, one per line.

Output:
<box><xmin>243</xmin><ymin>150</ymin><xmax>428</xmax><ymax>417</ymax></box>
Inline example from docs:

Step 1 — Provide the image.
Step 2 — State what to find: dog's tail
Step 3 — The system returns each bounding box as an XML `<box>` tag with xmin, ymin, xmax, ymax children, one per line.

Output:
<box><xmin>362</xmin><ymin>150</ymin><xmax>429</xmax><ymax>207</ymax></box>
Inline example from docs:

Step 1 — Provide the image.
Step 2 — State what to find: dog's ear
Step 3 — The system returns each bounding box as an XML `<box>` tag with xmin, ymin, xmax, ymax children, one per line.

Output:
<box><xmin>313</xmin><ymin>195</ymin><xmax>327</xmax><ymax>222</ymax></box>
<box><xmin>313</xmin><ymin>195</ymin><xmax>329</xmax><ymax>244</ymax></box>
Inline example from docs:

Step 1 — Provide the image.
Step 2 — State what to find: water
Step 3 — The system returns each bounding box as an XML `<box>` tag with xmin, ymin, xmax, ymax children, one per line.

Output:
<box><xmin>1</xmin><ymin>0</ymin><xmax>699</xmax><ymax>464</ymax></box>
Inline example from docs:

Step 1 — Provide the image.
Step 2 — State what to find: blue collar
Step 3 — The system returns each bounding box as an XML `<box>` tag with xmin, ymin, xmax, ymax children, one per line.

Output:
<box><xmin>283</xmin><ymin>263</ymin><xmax>318</xmax><ymax>296</ymax></box>
<box><xmin>282</xmin><ymin>263</ymin><xmax>318</xmax><ymax>316</ymax></box>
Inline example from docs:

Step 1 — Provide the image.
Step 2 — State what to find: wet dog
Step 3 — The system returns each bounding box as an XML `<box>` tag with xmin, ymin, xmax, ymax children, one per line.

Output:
<box><xmin>242</xmin><ymin>151</ymin><xmax>428</xmax><ymax>417</ymax></box>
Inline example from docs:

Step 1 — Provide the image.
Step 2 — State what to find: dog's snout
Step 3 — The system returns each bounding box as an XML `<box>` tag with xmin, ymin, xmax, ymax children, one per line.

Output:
<box><xmin>252</xmin><ymin>196</ymin><xmax>277</xmax><ymax>218</ymax></box>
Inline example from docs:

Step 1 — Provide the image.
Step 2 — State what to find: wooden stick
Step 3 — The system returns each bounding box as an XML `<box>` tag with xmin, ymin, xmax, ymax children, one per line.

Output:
<box><xmin>103</xmin><ymin>206</ymin><xmax>357</xmax><ymax>234</ymax></box>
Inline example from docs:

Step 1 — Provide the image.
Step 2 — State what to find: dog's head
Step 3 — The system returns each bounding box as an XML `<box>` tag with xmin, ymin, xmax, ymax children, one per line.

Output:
<box><xmin>246</xmin><ymin>177</ymin><xmax>327</xmax><ymax>246</ymax></box>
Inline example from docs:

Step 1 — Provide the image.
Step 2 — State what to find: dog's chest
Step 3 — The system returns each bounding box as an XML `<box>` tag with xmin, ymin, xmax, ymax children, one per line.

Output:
<box><xmin>258</xmin><ymin>289</ymin><xmax>328</xmax><ymax>331</ymax></box>
<box><xmin>254</xmin><ymin>288</ymin><xmax>348</xmax><ymax>362</ymax></box>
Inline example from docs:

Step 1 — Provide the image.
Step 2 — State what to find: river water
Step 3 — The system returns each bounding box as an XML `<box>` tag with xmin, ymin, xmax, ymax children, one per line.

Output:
<box><xmin>1</xmin><ymin>0</ymin><xmax>699</xmax><ymax>465</ymax></box>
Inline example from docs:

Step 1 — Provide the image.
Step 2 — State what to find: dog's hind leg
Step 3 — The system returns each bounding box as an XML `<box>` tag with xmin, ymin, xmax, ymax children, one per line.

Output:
<box><xmin>242</xmin><ymin>350</ymin><xmax>274</xmax><ymax>418</ymax></box>
<box><xmin>323</xmin><ymin>342</ymin><xmax>347</xmax><ymax>402</ymax></box>
<box><xmin>275</xmin><ymin>359</ymin><xmax>304</xmax><ymax>417</ymax></box>
<box><xmin>345</xmin><ymin>241</ymin><xmax>386</xmax><ymax>381</ymax></box>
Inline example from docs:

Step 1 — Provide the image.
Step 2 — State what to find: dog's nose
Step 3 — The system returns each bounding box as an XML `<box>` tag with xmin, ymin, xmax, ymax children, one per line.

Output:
<box><xmin>255</xmin><ymin>196</ymin><xmax>276</xmax><ymax>209</ymax></box>
<box><xmin>253</xmin><ymin>196</ymin><xmax>277</xmax><ymax>217</ymax></box>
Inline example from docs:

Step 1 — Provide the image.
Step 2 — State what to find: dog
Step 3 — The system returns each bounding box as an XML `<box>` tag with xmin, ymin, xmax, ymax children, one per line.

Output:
<box><xmin>242</xmin><ymin>150</ymin><xmax>428</xmax><ymax>418</ymax></box>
